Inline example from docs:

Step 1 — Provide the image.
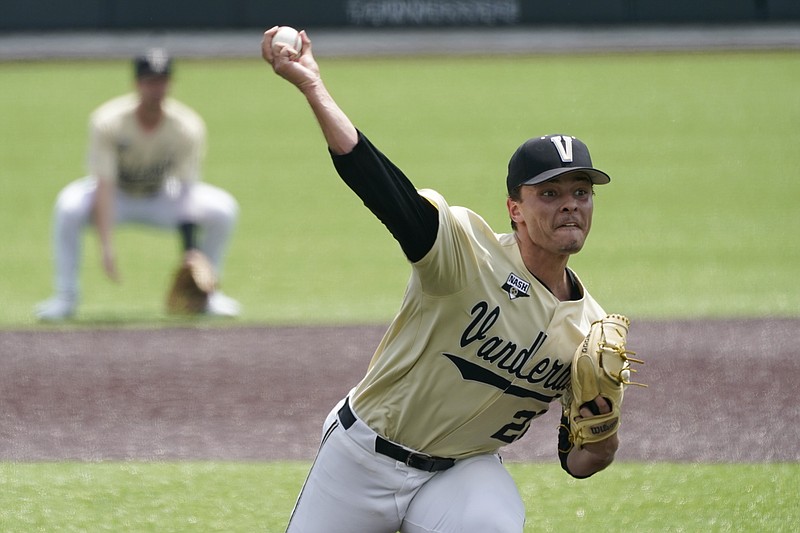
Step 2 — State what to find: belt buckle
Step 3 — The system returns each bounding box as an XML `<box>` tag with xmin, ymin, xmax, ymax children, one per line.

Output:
<box><xmin>405</xmin><ymin>451</ymin><xmax>433</xmax><ymax>470</ymax></box>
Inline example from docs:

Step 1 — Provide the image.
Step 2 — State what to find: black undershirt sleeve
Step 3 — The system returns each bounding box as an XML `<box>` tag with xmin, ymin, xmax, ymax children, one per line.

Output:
<box><xmin>558</xmin><ymin>411</ymin><xmax>593</xmax><ymax>479</ymax></box>
<box><xmin>330</xmin><ymin>131</ymin><xmax>439</xmax><ymax>263</ymax></box>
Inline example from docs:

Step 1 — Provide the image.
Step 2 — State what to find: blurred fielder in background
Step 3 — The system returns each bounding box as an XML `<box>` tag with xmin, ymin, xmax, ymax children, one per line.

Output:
<box><xmin>264</xmin><ymin>26</ymin><xmax>628</xmax><ymax>533</ymax></box>
<box><xmin>35</xmin><ymin>49</ymin><xmax>240</xmax><ymax>320</ymax></box>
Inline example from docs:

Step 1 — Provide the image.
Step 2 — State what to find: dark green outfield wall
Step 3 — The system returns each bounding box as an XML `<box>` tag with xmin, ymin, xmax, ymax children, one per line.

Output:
<box><xmin>3</xmin><ymin>0</ymin><xmax>799</xmax><ymax>32</ymax></box>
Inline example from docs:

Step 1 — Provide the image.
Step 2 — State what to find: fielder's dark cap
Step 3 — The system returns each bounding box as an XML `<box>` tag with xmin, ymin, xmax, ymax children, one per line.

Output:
<box><xmin>134</xmin><ymin>48</ymin><xmax>172</xmax><ymax>78</ymax></box>
<box><xmin>506</xmin><ymin>134</ymin><xmax>610</xmax><ymax>194</ymax></box>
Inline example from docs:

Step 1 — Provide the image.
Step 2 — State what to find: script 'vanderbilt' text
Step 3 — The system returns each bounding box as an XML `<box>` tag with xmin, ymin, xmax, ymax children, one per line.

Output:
<box><xmin>458</xmin><ymin>301</ymin><xmax>570</xmax><ymax>392</ymax></box>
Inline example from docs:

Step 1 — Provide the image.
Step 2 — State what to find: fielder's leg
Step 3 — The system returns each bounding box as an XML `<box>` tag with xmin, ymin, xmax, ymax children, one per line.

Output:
<box><xmin>188</xmin><ymin>183</ymin><xmax>238</xmax><ymax>274</ymax></box>
<box><xmin>35</xmin><ymin>177</ymin><xmax>96</xmax><ymax>320</ymax></box>
<box><xmin>184</xmin><ymin>182</ymin><xmax>239</xmax><ymax>315</ymax></box>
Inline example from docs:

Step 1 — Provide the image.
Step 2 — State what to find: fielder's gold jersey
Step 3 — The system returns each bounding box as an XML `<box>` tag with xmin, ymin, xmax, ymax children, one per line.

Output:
<box><xmin>87</xmin><ymin>94</ymin><xmax>205</xmax><ymax>196</ymax></box>
<box><xmin>350</xmin><ymin>189</ymin><xmax>606</xmax><ymax>459</ymax></box>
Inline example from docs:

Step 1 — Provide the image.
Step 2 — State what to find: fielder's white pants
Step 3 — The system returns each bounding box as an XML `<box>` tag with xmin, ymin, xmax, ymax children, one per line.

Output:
<box><xmin>286</xmin><ymin>397</ymin><xmax>525</xmax><ymax>533</ymax></box>
<box><xmin>49</xmin><ymin>176</ymin><xmax>238</xmax><ymax>298</ymax></box>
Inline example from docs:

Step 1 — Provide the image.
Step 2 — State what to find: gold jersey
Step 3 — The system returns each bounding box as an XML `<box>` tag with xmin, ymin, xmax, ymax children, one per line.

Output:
<box><xmin>87</xmin><ymin>94</ymin><xmax>206</xmax><ymax>196</ymax></box>
<box><xmin>350</xmin><ymin>189</ymin><xmax>606</xmax><ymax>459</ymax></box>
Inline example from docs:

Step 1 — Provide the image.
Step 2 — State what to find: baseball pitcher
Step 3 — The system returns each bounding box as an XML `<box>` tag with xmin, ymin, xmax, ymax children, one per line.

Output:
<box><xmin>264</xmin><ymin>27</ymin><xmax>643</xmax><ymax>533</ymax></box>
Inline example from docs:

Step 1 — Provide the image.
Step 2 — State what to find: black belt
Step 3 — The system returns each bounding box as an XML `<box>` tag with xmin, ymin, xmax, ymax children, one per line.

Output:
<box><xmin>338</xmin><ymin>399</ymin><xmax>455</xmax><ymax>473</ymax></box>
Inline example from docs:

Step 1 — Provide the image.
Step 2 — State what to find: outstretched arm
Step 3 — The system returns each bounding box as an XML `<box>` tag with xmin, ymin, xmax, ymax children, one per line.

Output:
<box><xmin>260</xmin><ymin>27</ymin><xmax>439</xmax><ymax>262</ymax></box>
<box><xmin>261</xmin><ymin>26</ymin><xmax>357</xmax><ymax>155</ymax></box>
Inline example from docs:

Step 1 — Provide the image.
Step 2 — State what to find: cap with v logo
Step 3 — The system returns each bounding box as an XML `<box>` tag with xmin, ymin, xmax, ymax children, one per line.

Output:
<box><xmin>506</xmin><ymin>134</ymin><xmax>610</xmax><ymax>194</ymax></box>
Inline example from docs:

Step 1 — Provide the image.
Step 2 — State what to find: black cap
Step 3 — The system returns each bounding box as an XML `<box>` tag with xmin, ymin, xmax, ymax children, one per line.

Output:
<box><xmin>506</xmin><ymin>134</ymin><xmax>610</xmax><ymax>194</ymax></box>
<box><xmin>134</xmin><ymin>48</ymin><xmax>172</xmax><ymax>78</ymax></box>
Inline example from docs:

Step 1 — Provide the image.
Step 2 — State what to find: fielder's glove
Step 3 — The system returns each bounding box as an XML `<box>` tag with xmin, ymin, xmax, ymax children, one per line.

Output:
<box><xmin>166</xmin><ymin>250</ymin><xmax>217</xmax><ymax>314</ymax></box>
<box><xmin>566</xmin><ymin>314</ymin><xmax>645</xmax><ymax>448</ymax></box>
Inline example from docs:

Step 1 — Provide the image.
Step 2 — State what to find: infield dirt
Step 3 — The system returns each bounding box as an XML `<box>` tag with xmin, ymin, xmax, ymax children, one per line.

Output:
<box><xmin>2</xmin><ymin>318</ymin><xmax>797</xmax><ymax>463</ymax></box>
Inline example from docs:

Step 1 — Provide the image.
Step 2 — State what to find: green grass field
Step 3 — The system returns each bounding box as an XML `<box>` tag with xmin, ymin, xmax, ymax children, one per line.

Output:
<box><xmin>1</xmin><ymin>50</ymin><xmax>799</xmax><ymax>326</ymax></box>
<box><xmin>2</xmin><ymin>462</ymin><xmax>798</xmax><ymax>532</ymax></box>
<box><xmin>2</xmin><ymin>50</ymin><xmax>799</xmax><ymax>531</ymax></box>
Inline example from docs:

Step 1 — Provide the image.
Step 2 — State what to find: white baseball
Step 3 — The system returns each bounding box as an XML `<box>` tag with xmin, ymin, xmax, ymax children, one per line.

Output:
<box><xmin>272</xmin><ymin>26</ymin><xmax>303</xmax><ymax>59</ymax></box>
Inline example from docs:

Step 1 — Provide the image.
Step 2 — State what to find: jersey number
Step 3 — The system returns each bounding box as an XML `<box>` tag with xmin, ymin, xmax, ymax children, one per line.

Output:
<box><xmin>491</xmin><ymin>409</ymin><xmax>546</xmax><ymax>444</ymax></box>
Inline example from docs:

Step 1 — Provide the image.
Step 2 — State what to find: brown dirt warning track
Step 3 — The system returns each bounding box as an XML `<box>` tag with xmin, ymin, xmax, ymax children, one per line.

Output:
<box><xmin>1</xmin><ymin>318</ymin><xmax>797</xmax><ymax>463</ymax></box>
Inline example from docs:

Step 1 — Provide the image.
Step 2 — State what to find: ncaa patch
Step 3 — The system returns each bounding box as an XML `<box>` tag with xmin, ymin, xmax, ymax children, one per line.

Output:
<box><xmin>502</xmin><ymin>273</ymin><xmax>530</xmax><ymax>300</ymax></box>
